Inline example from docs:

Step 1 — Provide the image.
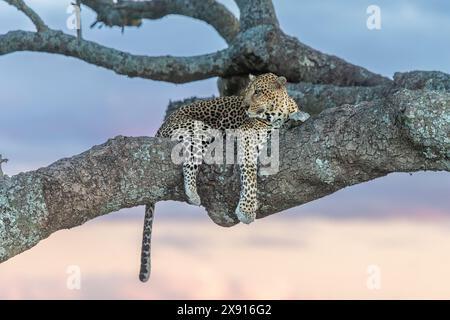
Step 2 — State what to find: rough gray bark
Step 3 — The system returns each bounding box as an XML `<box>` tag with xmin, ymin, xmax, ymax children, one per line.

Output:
<box><xmin>81</xmin><ymin>0</ymin><xmax>239</xmax><ymax>43</ymax></box>
<box><xmin>0</xmin><ymin>1</ymin><xmax>388</xmax><ymax>86</ymax></box>
<box><xmin>0</xmin><ymin>30</ymin><xmax>232</xmax><ymax>83</ymax></box>
<box><xmin>0</xmin><ymin>0</ymin><xmax>449</xmax><ymax>265</ymax></box>
<box><xmin>287</xmin><ymin>83</ymin><xmax>387</xmax><ymax>116</ymax></box>
<box><xmin>217</xmin><ymin>75</ymin><xmax>251</xmax><ymax>96</ymax></box>
<box><xmin>1</xmin><ymin>87</ymin><xmax>449</xmax><ymax>263</ymax></box>
<box><xmin>4</xmin><ymin>0</ymin><xmax>48</xmax><ymax>32</ymax></box>
<box><xmin>235</xmin><ymin>0</ymin><xmax>279</xmax><ymax>31</ymax></box>
<box><xmin>184</xmin><ymin>71</ymin><xmax>450</xmax><ymax>117</ymax></box>
<box><xmin>81</xmin><ymin>0</ymin><xmax>240</xmax><ymax>91</ymax></box>
<box><xmin>393</xmin><ymin>70</ymin><xmax>450</xmax><ymax>91</ymax></box>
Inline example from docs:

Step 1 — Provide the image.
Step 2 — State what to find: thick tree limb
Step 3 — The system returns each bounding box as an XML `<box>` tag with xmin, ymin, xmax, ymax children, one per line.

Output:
<box><xmin>0</xmin><ymin>26</ymin><xmax>388</xmax><ymax>86</ymax></box>
<box><xmin>393</xmin><ymin>70</ymin><xmax>450</xmax><ymax>91</ymax></box>
<box><xmin>1</xmin><ymin>87</ymin><xmax>449</xmax><ymax>263</ymax></box>
<box><xmin>81</xmin><ymin>0</ymin><xmax>239</xmax><ymax>43</ymax></box>
<box><xmin>0</xmin><ymin>30</ymin><xmax>231</xmax><ymax>83</ymax></box>
<box><xmin>167</xmin><ymin>70</ymin><xmax>445</xmax><ymax>131</ymax></box>
<box><xmin>169</xmin><ymin>83</ymin><xmax>387</xmax><ymax>117</ymax></box>
<box><xmin>285</xmin><ymin>70</ymin><xmax>450</xmax><ymax>115</ymax></box>
<box><xmin>229</xmin><ymin>25</ymin><xmax>391</xmax><ymax>86</ymax></box>
<box><xmin>1</xmin><ymin>1</ymin><xmax>448</xmax><ymax>267</ymax></box>
<box><xmin>287</xmin><ymin>83</ymin><xmax>388</xmax><ymax>115</ymax></box>
<box><xmin>235</xmin><ymin>0</ymin><xmax>279</xmax><ymax>31</ymax></box>
<box><xmin>1</xmin><ymin>2</ymin><xmax>389</xmax><ymax>86</ymax></box>
<box><xmin>170</xmin><ymin>76</ymin><xmax>428</xmax><ymax>122</ymax></box>
<box><xmin>217</xmin><ymin>75</ymin><xmax>251</xmax><ymax>96</ymax></box>
<box><xmin>4</xmin><ymin>0</ymin><xmax>48</xmax><ymax>32</ymax></box>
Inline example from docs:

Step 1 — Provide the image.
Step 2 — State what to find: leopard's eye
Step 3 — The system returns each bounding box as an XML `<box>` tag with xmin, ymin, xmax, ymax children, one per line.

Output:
<box><xmin>254</xmin><ymin>89</ymin><xmax>262</xmax><ymax>96</ymax></box>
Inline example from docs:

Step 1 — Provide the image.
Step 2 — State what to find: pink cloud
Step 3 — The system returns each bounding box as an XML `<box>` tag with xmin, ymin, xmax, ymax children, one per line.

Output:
<box><xmin>2</xmin><ymin>214</ymin><xmax>450</xmax><ymax>299</ymax></box>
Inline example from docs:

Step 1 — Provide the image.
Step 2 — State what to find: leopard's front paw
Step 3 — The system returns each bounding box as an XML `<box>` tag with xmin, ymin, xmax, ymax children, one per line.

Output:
<box><xmin>185</xmin><ymin>188</ymin><xmax>201</xmax><ymax>206</ymax></box>
<box><xmin>235</xmin><ymin>203</ymin><xmax>256</xmax><ymax>224</ymax></box>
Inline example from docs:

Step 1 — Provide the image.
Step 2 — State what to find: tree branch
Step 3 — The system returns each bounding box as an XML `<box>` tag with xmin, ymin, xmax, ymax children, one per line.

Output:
<box><xmin>285</xmin><ymin>70</ymin><xmax>450</xmax><ymax>115</ymax></box>
<box><xmin>171</xmin><ymin>71</ymin><xmax>436</xmax><ymax>120</ymax></box>
<box><xmin>393</xmin><ymin>70</ymin><xmax>450</xmax><ymax>91</ymax></box>
<box><xmin>1</xmin><ymin>85</ymin><xmax>449</xmax><ymax>263</ymax></box>
<box><xmin>287</xmin><ymin>82</ymin><xmax>388</xmax><ymax>115</ymax></box>
<box><xmin>81</xmin><ymin>0</ymin><xmax>239</xmax><ymax>43</ymax></box>
<box><xmin>0</xmin><ymin>30</ymin><xmax>231</xmax><ymax>83</ymax></box>
<box><xmin>0</xmin><ymin>0</ymin><xmax>389</xmax><ymax>87</ymax></box>
<box><xmin>171</xmin><ymin>82</ymin><xmax>387</xmax><ymax>117</ymax></box>
<box><xmin>0</xmin><ymin>155</ymin><xmax>7</xmax><ymax>178</ymax></box>
<box><xmin>0</xmin><ymin>26</ymin><xmax>389</xmax><ymax>86</ymax></box>
<box><xmin>230</xmin><ymin>25</ymin><xmax>391</xmax><ymax>86</ymax></box>
<box><xmin>235</xmin><ymin>0</ymin><xmax>279</xmax><ymax>31</ymax></box>
<box><xmin>1</xmin><ymin>0</ymin><xmax>390</xmax><ymax>88</ymax></box>
<box><xmin>4</xmin><ymin>0</ymin><xmax>48</xmax><ymax>32</ymax></box>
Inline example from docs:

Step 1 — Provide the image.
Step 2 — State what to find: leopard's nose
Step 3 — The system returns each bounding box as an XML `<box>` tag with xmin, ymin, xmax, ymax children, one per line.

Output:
<box><xmin>256</xmin><ymin>107</ymin><xmax>265</xmax><ymax>114</ymax></box>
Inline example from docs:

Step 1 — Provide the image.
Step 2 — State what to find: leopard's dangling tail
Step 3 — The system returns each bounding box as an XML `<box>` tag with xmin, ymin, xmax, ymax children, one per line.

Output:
<box><xmin>139</xmin><ymin>203</ymin><xmax>154</xmax><ymax>282</ymax></box>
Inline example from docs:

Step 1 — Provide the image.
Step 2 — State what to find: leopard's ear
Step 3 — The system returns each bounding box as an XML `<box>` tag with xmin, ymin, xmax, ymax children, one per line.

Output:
<box><xmin>276</xmin><ymin>76</ymin><xmax>287</xmax><ymax>88</ymax></box>
<box><xmin>248</xmin><ymin>74</ymin><xmax>256</xmax><ymax>82</ymax></box>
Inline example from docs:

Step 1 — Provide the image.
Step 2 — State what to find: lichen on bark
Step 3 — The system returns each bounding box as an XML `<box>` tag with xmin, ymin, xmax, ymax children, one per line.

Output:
<box><xmin>0</xmin><ymin>0</ymin><xmax>449</xmax><ymax>267</ymax></box>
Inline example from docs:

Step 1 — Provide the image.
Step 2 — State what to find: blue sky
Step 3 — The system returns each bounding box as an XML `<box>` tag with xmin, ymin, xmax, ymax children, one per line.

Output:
<box><xmin>0</xmin><ymin>0</ymin><xmax>449</xmax><ymax>220</ymax></box>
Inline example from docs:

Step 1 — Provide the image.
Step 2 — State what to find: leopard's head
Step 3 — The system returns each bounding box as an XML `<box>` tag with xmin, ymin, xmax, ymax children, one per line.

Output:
<box><xmin>242</xmin><ymin>73</ymin><xmax>299</xmax><ymax>128</ymax></box>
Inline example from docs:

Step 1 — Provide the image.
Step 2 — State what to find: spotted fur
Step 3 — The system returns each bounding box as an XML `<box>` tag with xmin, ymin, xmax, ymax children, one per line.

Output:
<box><xmin>139</xmin><ymin>73</ymin><xmax>300</xmax><ymax>282</ymax></box>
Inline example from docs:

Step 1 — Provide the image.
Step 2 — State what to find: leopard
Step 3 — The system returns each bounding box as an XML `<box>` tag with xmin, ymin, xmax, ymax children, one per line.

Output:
<box><xmin>139</xmin><ymin>73</ymin><xmax>305</xmax><ymax>282</ymax></box>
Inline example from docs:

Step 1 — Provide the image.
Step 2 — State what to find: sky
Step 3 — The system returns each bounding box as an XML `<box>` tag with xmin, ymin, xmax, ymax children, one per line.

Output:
<box><xmin>0</xmin><ymin>0</ymin><xmax>450</xmax><ymax>299</ymax></box>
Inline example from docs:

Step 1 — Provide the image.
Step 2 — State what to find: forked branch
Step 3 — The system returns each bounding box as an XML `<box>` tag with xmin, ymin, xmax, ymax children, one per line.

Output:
<box><xmin>4</xmin><ymin>0</ymin><xmax>48</xmax><ymax>31</ymax></box>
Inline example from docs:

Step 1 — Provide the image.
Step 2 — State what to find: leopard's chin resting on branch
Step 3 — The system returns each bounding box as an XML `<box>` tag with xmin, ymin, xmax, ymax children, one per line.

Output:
<box><xmin>0</xmin><ymin>87</ymin><xmax>449</xmax><ymax>264</ymax></box>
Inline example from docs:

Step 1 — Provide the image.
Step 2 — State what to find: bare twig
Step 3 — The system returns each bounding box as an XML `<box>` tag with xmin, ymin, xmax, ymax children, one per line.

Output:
<box><xmin>75</xmin><ymin>0</ymin><xmax>82</xmax><ymax>40</ymax></box>
<box><xmin>0</xmin><ymin>155</ymin><xmax>8</xmax><ymax>177</ymax></box>
<box><xmin>4</xmin><ymin>0</ymin><xmax>48</xmax><ymax>32</ymax></box>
